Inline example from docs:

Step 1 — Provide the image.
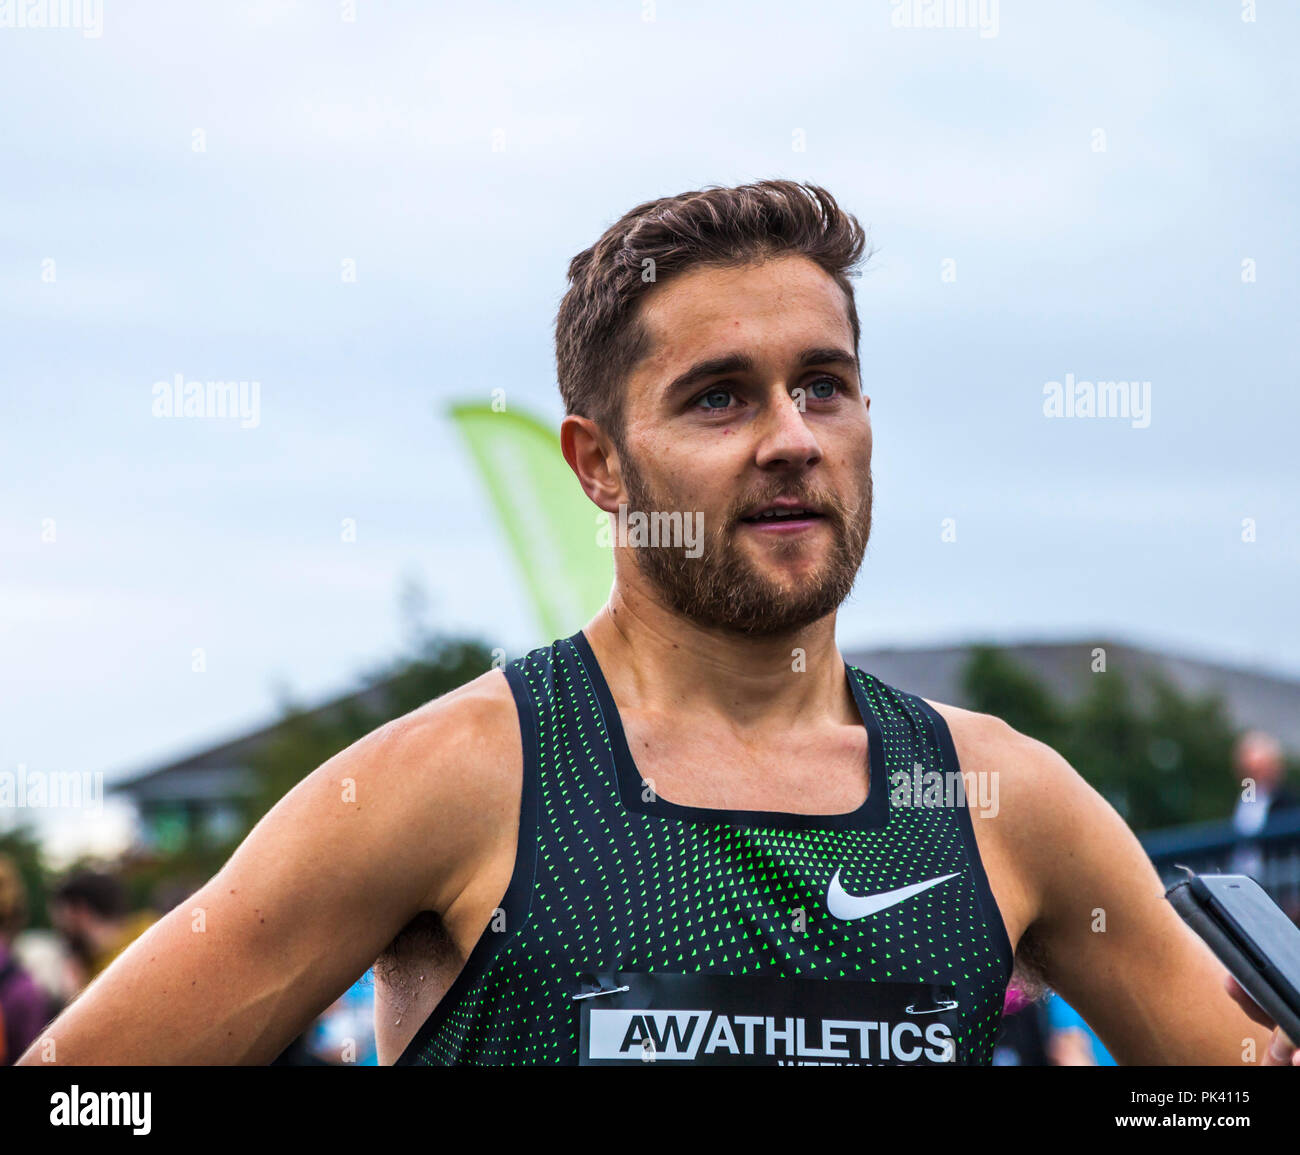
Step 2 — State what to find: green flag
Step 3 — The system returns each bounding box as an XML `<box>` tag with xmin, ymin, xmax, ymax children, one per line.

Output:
<box><xmin>448</xmin><ymin>402</ymin><xmax>613</xmax><ymax>642</ymax></box>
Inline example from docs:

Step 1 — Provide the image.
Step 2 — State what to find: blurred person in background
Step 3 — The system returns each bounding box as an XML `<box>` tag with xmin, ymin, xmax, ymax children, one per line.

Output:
<box><xmin>8</xmin><ymin>930</ymin><xmax>77</xmax><ymax>1020</ymax></box>
<box><xmin>49</xmin><ymin>871</ymin><xmax>156</xmax><ymax>994</ymax></box>
<box><xmin>305</xmin><ymin>970</ymin><xmax>378</xmax><ymax>1065</ymax></box>
<box><xmin>1231</xmin><ymin>731</ymin><xmax>1299</xmax><ymax>838</ymax></box>
<box><xmin>1229</xmin><ymin>731</ymin><xmax>1300</xmax><ymax>905</ymax></box>
<box><xmin>0</xmin><ymin>855</ymin><xmax>55</xmax><ymax>1064</ymax></box>
<box><xmin>1045</xmin><ymin>991</ymin><xmax>1116</xmax><ymax>1066</ymax></box>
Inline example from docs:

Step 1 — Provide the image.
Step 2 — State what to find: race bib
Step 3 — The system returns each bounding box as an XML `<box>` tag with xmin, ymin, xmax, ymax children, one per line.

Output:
<box><xmin>575</xmin><ymin>972</ymin><xmax>962</xmax><ymax>1066</ymax></box>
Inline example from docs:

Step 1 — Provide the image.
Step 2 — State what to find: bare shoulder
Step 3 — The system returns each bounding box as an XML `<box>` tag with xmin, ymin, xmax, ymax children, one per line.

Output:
<box><xmin>355</xmin><ymin>666</ymin><xmax>520</xmax><ymax>785</ymax></box>
<box><xmin>921</xmin><ymin>698</ymin><xmax>1087</xmax><ymax>829</ymax></box>
<box><xmin>336</xmin><ymin>667</ymin><xmax>523</xmax><ymax>914</ymax></box>
<box><xmin>922</xmin><ymin>698</ymin><xmax>1039</xmax><ymax>764</ymax></box>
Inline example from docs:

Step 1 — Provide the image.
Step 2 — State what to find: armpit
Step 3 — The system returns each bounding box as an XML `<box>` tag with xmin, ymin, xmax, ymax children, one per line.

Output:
<box><xmin>373</xmin><ymin>910</ymin><xmax>460</xmax><ymax>1017</ymax></box>
<box><xmin>1010</xmin><ymin>923</ymin><xmax>1051</xmax><ymax>1003</ymax></box>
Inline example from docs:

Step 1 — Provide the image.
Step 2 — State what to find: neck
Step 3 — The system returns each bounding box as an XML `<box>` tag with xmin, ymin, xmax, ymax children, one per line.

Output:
<box><xmin>582</xmin><ymin>574</ymin><xmax>854</xmax><ymax>732</ymax></box>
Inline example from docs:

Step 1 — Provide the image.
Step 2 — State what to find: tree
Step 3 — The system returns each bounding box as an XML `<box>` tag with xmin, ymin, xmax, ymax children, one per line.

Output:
<box><xmin>0</xmin><ymin>824</ymin><xmax>50</xmax><ymax>929</ymax></box>
<box><xmin>960</xmin><ymin>648</ymin><xmax>1241</xmax><ymax>831</ymax></box>
<box><xmin>961</xmin><ymin>645</ymin><xmax>1067</xmax><ymax>752</ymax></box>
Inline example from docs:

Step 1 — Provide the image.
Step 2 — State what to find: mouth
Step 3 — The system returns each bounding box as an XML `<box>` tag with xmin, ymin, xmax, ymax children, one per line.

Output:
<box><xmin>738</xmin><ymin>501</ymin><xmax>828</xmax><ymax>533</ymax></box>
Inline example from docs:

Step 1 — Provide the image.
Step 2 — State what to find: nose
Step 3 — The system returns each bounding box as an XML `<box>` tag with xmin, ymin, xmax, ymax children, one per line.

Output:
<box><xmin>753</xmin><ymin>388</ymin><xmax>823</xmax><ymax>471</ymax></box>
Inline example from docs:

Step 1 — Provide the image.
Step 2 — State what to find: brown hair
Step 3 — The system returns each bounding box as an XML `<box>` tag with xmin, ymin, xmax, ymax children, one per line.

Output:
<box><xmin>53</xmin><ymin>870</ymin><xmax>126</xmax><ymax>921</ymax></box>
<box><xmin>555</xmin><ymin>179</ymin><xmax>872</xmax><ymax>448</ymax></box>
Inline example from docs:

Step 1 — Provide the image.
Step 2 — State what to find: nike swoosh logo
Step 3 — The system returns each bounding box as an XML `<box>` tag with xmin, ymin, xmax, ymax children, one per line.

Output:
<box><xmin>826</xmin><ymin>870</ymin><xmax>962</xmax><ymax>921</ymax></box>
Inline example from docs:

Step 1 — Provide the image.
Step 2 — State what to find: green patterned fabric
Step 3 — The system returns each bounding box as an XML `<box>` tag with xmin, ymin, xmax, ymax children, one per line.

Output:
<box><xmin>398</xmin><ymin>632</ymin><xmax>1014</xmax><ymax>1066</ymax></box>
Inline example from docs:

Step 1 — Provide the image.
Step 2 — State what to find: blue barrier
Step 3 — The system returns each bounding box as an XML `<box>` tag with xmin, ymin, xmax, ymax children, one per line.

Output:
<box><xmin>1140</xmin><ymin>810</ymin><xmax>1300</xmax><ymax>914</ymax></box>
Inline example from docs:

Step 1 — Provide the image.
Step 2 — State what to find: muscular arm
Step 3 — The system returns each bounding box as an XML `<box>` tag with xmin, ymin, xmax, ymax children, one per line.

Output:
<box><xmin>963</xmin><ymin>712</ymin><xmax>1272</xmax><ymax>1065</ymax></box>
<box><xmin>17</xmin><ymin>671</ymin><xmax>520</xmax><ymax>1065</ymax></box>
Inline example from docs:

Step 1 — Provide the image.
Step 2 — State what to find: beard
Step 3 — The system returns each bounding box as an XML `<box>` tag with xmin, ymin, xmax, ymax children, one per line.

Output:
<box><xmin>59</xmin><ymin>926</ymin><xmax>94</xmax><ymax>966</ymax></box>
<box><xmin>618</xmin><ymin>448</ymin><xmax>872</xmax><ymax>637</ymax></box>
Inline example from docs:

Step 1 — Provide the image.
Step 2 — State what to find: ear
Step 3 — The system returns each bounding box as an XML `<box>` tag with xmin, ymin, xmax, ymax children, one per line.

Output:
<box><xmin>560</xmin><ymin>414</ymin><xmax>624</xmax><ymax>514</ymax></box>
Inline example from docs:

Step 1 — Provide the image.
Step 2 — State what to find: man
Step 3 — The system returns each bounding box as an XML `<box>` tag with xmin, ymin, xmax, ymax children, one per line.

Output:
<box><xmin>19</xmin><ymin>180</ymin><xmax>1298</xmax><ymax>1066</ymax></box>
<box><xmin>1229</xmin><ymin>730</ymin><xmax>1300</xmax><ymax>913</ymax></box>
<box><xmin>48</xmin><ymin>872</ymin><xmax>155</xmax><ymax>992</ymax></box>
<box><xmin>0</xmin><ymin>855</ymin><xmax>54</xmax><ymax>1064</ymax></box>
<box><xmin>1231</xmin><ymin>731</ymin><xmax>1299</xmax><ymax>839</ymax></box>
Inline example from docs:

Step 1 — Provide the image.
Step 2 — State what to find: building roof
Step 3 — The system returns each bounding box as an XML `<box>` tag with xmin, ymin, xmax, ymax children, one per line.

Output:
<box><xmin>111</xmin><ymin>681</ymin><xmax>392</xmax><ymax>804</ymax></box>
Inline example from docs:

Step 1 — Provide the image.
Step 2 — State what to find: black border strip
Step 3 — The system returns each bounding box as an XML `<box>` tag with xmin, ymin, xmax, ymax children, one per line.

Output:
<box><xmin>910</xmin><ymin>695</ymin><xmax>1017</xmax><ymax>979</ymax></box>
<box><xmin>568</xmin><ymin>630</ymin><xmax>890</xmax><ymax>833</ymax></box>
<box><xmin>393</xmin><ymin>661</ymin><xmax>541</xmax><ymax>1065</ymax></box>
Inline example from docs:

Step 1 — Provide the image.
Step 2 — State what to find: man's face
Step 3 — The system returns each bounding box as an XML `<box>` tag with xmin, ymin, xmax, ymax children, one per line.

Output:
<box><xmin>50</xmin><ymin>899</ymin><xmax>93</xmax><ymax>959</ymax></box>
<box><xmin>614</xmin><ymin>254</ymin><xmax>873</xmax><ymax>636</ymax></box>
<box><xmin>1235</xmin><ymin>734</ymin><xmax>1282</xmax><ymax>791</ymax></box>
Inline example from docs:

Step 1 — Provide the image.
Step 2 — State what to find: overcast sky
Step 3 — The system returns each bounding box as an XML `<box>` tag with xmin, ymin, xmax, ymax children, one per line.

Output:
<box><xmin>3</xmin><ymin>0</ymin><xmax>1297</xmax><ymax>859</ymax></box>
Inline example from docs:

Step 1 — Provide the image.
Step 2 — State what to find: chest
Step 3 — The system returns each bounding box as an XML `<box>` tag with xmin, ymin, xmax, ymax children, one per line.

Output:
<box><xmin>618</xmin><ymin>712</ymin><xmax>872</xmax><ymax>815</ymax></box>
<box><xmin>410</xmin><ymin>809</ymin><xmax>1014</xmax><ymax>1066</ymax></box>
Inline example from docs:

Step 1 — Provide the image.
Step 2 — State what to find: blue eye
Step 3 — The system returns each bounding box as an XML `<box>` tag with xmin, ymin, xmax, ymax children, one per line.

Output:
<box><xmin>698</xmin><ymin>388</ymin><xmax>733</xmax><ymax>410</ymax></box>
<box><xmin>808</xmin><ymin>377</ymin><xmax>840</xmax><ymax>400</ymax></box>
